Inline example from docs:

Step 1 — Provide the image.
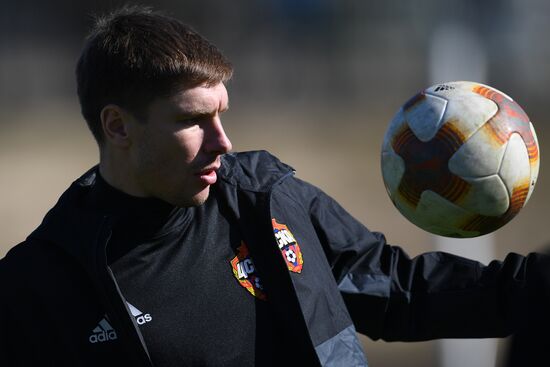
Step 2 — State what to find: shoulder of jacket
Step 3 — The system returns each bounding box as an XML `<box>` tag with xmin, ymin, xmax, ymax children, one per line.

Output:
<box><xmin>0</xmin><ymin>238</ymin><xmax>52</xmax><ymax>289</ymax></box>
<box><xmin>2</xmin><ymin>237</ymin><xmax>53</xmax><ymax>268</ymax></box>
<box><xmin>218</xmin><ymin>150</ymin><xmax>295</xmax><ymax>192</ymax></box>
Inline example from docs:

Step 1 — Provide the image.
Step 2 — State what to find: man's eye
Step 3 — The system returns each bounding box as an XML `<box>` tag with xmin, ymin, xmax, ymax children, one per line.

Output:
<box><xmin>177</xmin><ymin>113</ymin><xmax>209</xmax><ymax>126</ymax></box>
<box><xmin>177</xmin><ymin>118</ymin><xmax>199</xmax><ymax>126</ymax></box>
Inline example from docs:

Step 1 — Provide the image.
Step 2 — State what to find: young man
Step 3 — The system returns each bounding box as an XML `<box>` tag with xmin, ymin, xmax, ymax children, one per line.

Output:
<box><xmin>1</xmin><ymin>6</ymin><xmax>548</xmax><ymax>367</ymax></box>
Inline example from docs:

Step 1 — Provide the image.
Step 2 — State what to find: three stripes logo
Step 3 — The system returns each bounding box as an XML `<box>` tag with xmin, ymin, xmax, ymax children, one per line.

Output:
<box><xmin>88</xmin><ymin>302</ymin><xmax>152</xmax><ymax>344</ymax></box>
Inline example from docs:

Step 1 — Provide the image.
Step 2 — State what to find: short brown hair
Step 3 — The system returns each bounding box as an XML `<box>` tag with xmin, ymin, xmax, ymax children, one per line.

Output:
<box><xmin>76</xmin><ymin>6</ymin><xmax>233</xmax><ymax>145</ymax></box>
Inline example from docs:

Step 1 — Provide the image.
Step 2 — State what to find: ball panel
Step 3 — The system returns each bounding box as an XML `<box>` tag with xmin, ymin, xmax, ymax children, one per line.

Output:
<box><xmin>460</xmin><ymin>181</ymin><xmax>530</xmax><ymax>236</ymax></box>
<box><xmin>498</xmin><ymin>132</ymin><xmax>531</xmax><ymax>198</ymax></box>
<box><xmin>381</xmin><ymin>108</ymin><xmax>408</xmax><ymax>199</ymax></box>
<box><xmin>460</xmin><ymin>175</ymin><xmax>509</xmax><ymax>216</ymax></box>
<box><xmin>508</xmin><ymin>182</ymin><xmax>530</xmax><ymax>217</ymax></box>
<box><xmin>448</xmin><ymin>121</ymin><xmax>507</xmax><ymax>177</ymax></box>
<box><xmin>412</xmin><ymin>190</ymin><xmax>480</xmax><ymax>237</ymax></box>
<box><xmin>439</xmin><ymin>89</ymin><xmax>498</xmax><ymax>142</ymax></box>
<box><xmin>382</xmin><ymin>109</ymin><xmax>408</xmax><ymax>153</ymax></box>
<box><xmin>526</xmin><ymin>121</ymin><xmax>540</xmax><ymax>202</ymax></box>
<box><xmin>391</xmin><ymin>123</ymin><xmax>470</xmax><ymax>209</ymax></box>
<box><xmin>403</xmin><ymin>92</ymin><xmax>447</xmax><ymax>142</ymax></box>
<box><xmin>472</xmin><ymin>84</ymin><xmax>537</xmax><ymax>162</ymax></box>
<box><xmin>471</xmin><ymin>83</ymin><xmax>514</xmax><ymax>104</ymax></box>
<box><xmin>381</xmin><ymin>150</ymin><xmax>405</xmax><ymax>197</ymax></box>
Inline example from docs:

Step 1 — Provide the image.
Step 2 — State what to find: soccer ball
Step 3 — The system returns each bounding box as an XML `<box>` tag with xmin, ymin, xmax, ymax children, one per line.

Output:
<box><xmin>381</xmin><ymin>81</ymin><xmax>540</xmax><ymax>238</ymax></box>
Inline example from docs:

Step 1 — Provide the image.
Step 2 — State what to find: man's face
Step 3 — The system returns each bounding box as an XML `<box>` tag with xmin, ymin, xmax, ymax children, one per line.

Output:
<box><xmin>126</xmin><ymin>82</ymin><xmax>232</xmax><ymax>207</ymax></box>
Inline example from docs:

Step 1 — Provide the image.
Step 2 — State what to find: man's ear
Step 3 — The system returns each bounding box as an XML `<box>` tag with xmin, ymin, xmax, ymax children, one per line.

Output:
<box><xmin>100</xmin><ymin>104</ymin><xmax>132</xmax><ymax>148</ymax></box>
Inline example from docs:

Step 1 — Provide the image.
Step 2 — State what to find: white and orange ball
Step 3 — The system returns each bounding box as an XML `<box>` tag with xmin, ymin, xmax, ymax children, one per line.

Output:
<box><xmin>381</xmin><ymin>81</ymin><xmax>540</xmax><ymax>238</ymax></box>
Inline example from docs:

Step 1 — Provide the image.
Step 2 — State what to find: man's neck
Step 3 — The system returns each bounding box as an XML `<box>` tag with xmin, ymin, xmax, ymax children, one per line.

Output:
<box><xmin>99</xmin><ymin>151</ymin><xmax>148</xmax><ymax>198</ymax></box>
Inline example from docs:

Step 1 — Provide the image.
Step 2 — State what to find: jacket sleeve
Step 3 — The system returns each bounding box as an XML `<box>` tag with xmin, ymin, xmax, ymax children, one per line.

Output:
<box><xmin>293</xmin><ymin>177</ymin><xmax>550</xmax><ymax>342</ymax></box>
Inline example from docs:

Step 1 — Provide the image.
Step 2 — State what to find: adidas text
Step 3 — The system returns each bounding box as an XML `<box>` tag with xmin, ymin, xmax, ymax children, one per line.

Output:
<box><xmin>89</xmin><ymin>330</ymin><xmax>117</xmax><ymax>344</ymax></box>
<box><xmin>136</xmin><ymin>313</ymin><xmax>152</xmax><ymax>325</ymax></box>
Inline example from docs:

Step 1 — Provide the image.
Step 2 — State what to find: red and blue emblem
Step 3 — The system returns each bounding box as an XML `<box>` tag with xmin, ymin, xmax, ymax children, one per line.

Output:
<box><xmin>230</xmin><ymin>241</ymin><xmax>267</xmax><ymax>300</ymax></box>
<box><xmin>272</xmin><ymin>218</ymin><xmax>304</xmax><ymax>273</ymax></box>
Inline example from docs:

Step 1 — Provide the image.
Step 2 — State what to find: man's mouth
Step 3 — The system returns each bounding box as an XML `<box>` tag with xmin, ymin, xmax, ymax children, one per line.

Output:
<box><xmin>195</xmin><ymin>166</ymin><xmax>219</xmax><ymax>185</ymax></box>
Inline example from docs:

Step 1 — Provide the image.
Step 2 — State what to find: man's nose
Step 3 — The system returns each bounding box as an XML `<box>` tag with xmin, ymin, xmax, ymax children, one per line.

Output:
<box><xmin>204</xmin><ymin>118</ymin><xmax>232</xmax><ymax>154</ymax></box>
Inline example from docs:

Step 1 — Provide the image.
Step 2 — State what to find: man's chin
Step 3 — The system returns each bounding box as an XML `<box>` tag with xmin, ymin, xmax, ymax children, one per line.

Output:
<box><xmin>173</xmin><ymin>186</ymin><xmax>211</xmax><ymax>208</ymax></box>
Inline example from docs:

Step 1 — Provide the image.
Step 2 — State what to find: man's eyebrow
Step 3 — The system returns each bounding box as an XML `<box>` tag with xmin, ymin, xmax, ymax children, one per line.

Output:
<box><xmin>175</xmin><ymin>107</ymin><xmax>213</xmax><ymax>118</ymax></box>
<box><xmin>176</xmin><ymin>104</ymin><xmax>229</xmax><ymax>118</ymax></box>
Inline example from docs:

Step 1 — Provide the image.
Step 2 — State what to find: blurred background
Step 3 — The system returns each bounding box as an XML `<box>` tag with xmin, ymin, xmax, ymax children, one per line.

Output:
<box><xmin>1</xmin><ymin>0</ymin><xmax>549</xmax><ymax>366</ymax></box>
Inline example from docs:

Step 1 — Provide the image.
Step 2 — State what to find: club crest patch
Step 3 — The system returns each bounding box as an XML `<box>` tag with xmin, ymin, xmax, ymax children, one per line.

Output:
<box><xmin>230</xmin><ymin>242</ymin><xmax>267</xmax><ymax>301</ymax></box>
<box><xmin>272</xmin><ymin>218</ymin><xmax>303</xmax><ymax>273</ymax></box>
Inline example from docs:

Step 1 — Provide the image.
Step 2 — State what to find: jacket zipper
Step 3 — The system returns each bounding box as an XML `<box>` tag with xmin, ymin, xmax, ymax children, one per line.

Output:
<box><xmin>93</xmin><ymin>217</ymin><xmax>154</xmax><ymax>367</ymax></box>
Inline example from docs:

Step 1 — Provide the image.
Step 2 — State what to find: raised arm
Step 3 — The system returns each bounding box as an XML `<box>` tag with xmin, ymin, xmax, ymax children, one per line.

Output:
<box><xmin>294</xmin><ymin>177</ymin><xmax>549</xmax><ymax>341</ymax></box>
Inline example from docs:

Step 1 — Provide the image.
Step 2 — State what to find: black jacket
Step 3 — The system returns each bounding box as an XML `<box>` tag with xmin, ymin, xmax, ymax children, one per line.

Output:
<box><xmin>1</xmin><ymin>151</ymin><xmax>549</xmax><ymax>366</ymax></box>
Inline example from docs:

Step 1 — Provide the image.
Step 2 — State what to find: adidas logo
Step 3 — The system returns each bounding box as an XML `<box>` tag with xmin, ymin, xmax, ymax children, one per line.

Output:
<box><xmin>434</xmin><ymin>84</ymin><xmax>455</xmax><ymax>92</ymax></box>
<box><xmin>127</xmin><ymin>302</ymin><xmax>153</xmax><ymax>326</ymax></box>
<box><xmin>88</xmin><ymin>317</ymin><xmax>118</xmax><ymax>344</ymax></box>
<box><xmin>88</xmin><ymin>302</ymin><xmax>152</xmax><ymax>343</ymax></box>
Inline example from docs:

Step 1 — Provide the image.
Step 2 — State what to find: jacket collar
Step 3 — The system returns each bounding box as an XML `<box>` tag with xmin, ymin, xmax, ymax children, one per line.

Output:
<box><xmin>219</xmin><ymin>151</ymin><xmax>294</xmax><ymax>192</ymax></box>
<box><xmin>28</xmin><ymin>166</ymin><xmax>110</xmax><ymax>274</ymax></box>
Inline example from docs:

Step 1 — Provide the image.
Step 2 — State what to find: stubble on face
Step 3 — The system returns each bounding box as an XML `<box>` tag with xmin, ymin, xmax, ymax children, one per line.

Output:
<box><xmin>128</xmin><ymin>83</ymin><xmax>231</xmax><ymax>207</ymax></box>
